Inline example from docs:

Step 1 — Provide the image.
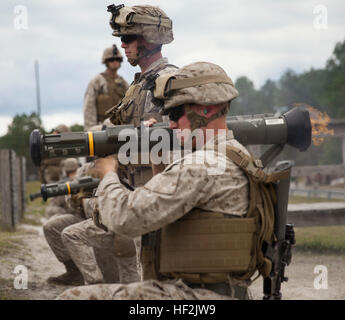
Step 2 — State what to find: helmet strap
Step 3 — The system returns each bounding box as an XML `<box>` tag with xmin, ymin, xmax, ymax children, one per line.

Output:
<box><xmin>137</xmin><ymin>44</ymin><xmax>162</xmax><ymax>60</ymax></box>
<box><xmin>185</xmin><ymin>104</ymin><xmax>229</xmax><ymax>131</ymax></box>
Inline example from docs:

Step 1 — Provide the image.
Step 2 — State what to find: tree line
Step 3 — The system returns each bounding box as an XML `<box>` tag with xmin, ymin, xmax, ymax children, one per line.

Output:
<box><xmin>229</xmin><ymin>39</ymin><xmax>345</xmax><ymax>166</ymax></box>
<box><xmin>0</xmin><ymin>39</ymin><xmax>344</xmax><ymax>173</ymax></box>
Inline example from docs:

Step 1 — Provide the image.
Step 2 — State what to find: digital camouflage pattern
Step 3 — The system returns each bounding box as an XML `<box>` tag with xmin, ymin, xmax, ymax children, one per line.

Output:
<box><xmin>57</xmin><ymin>278</ymin><xmax>243</xmax><ymax>300</ymax></box>
<box><xmin>62</xmin><ymin>218</ymin><xmax>138</xmax><ymax>284</ymax></box>
<box><xmin>101</xmin><ymin>45</ymin><xmax>123</xmax><ymax>64</ymax></box>
<box><xmin>61</xmin><ymin>162</ymin><xmax>139</xmax><ymax>285</ymax></box>
<box><xmin>57</xmin><ymin>131</ymin><xmax>251</xmax><ymax>299</ymax></box>
<box><xmin>45</xmin><ymin>195</ymin><xmax>76</xmax><ymax>218</ymax></box>
<box><xmin>84</xmin><ymin>73</ymin><xmax>128</xmax><ymax>131</ymax></box>
<box><xmin>61</xmin><ymin>158</ymin><xmax>79</xmax><ymax>174</ymax></box>
<box><xmin>43</xmin><ymin>214</ymin><xmax>85</xmax><ymax>263</ymax></box>
<box><xmin>107</xmin><ymin>57</ymin><xmax>177</xmax><ymax>127</ymax></box>
<box><xmin>40</xmin><ymin>158</ymin><xmax>63</xmax><ymax>184</ymax></box>
<box><xmin>161</xmin><ymin>62</ymin><xmax>239</xmax><ymax>111</ymax></box>
<box><xmin>111</xmin><ymin>5</ymin><xmax>173</xmax><ymax>45</ymax></box>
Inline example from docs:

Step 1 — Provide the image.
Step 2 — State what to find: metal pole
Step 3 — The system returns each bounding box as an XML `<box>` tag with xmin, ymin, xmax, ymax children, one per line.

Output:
<box><xmin>34</xmin><ymin>60</ymin><xmax>41</xmax><ymax>116</ymax></box>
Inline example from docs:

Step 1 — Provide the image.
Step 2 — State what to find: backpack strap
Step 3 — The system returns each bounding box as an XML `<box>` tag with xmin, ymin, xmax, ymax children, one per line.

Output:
<box><xmin>225</xmin><ymin>145</ymin><xmax>290</xmax><ymax>183</ymax></box>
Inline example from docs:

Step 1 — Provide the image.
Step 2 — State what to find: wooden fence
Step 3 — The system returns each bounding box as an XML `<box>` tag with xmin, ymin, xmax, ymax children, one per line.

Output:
<box><xmin>0</xmin><ymin>150</ymin><xmax>26</xmax><ymax>231</ymax></box>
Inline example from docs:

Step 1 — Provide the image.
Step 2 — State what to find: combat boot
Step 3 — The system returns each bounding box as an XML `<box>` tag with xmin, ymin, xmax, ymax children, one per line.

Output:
<box><xmin>47</xmin><ymin>260</ymin><xmax>84</xmax><ymax>285</ymax></box>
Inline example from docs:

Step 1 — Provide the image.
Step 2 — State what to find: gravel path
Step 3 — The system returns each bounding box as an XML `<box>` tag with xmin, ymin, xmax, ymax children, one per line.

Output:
<box><xmin>0</xmin><ymin>223</ymin><xmax>344</xmax><ymax>300</ymax></box>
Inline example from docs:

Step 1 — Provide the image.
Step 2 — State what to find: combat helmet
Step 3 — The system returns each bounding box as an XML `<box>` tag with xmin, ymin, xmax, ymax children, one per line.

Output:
<box><xmin>107</xmin><ymin>4</ymin><xmax>173</xmax><ymax>45</ymax></box>
<box><xmin>151</xmin><ymin>62</ymin><xmax>239</xmax><ymax>130</ymax></box>
<box><xmin>102</xmin><ymin>44</ymin><xmax>123</xmax><ymax>64</ymax></box>
<box><xmin>62</xmin><ymin>158</ymin><xmax>79</xmax><ymax>174</ymax></box>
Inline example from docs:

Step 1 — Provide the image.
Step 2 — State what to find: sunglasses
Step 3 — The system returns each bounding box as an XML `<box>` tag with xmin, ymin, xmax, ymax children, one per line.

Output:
<box><xmin>168</xmin><ymin>106</ymin><xmax>185</xmax><ymax>122</ymax></box>
<box><xmin>120</xmin><ymin>35</ymin><xmax>138</xmax><ymax>44</ymax></box>
<box><xmin>106</xmin><ymin>57</ymin><xmax>122</xmax><ymax>63</ymax></box>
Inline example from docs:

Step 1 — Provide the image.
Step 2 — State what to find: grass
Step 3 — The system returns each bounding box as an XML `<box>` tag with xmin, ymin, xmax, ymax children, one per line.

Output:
<box><xmin>294</xmin><ymin>225</ymin><xmax>345</xmax><ymax>253</ymax></box>
<box><xmin>0</xmin><ymin>231</ymin><xmax>24</xmax><ymax>255</ymax></box>
<box><xmin>289</xmin><ymin>196</ymin><xmax>345</xmax><ymax>204</ymax></box>
<box><xmin>24</xmin><ymin>181</ymin><xmax>48</xmax><ymax>225</ymax></box>
<box><xmin>289</xmin><ymin>196</ymin><xmax>345</xmax><ymax>253</ymax></box>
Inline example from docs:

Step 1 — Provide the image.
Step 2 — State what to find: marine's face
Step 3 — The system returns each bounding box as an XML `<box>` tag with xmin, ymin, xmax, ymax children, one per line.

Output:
<box><xmin>106</xmin><ymin>59</ymin><xmax>121</xmax><ymax>71</ymax></box>
<box><xmin>168</xmin><ymin>106</ymin><xmax>191</xmax><ymax>146</ymax></box>
<box><xmin>168</xmin><ymin>104</ymin><xmax>210</xmax><ymax>148</ymax></box>
<box><xmin>121</xmin><ymin>35</ymin><xmax>140</xmax><ymax>66</ymax></box>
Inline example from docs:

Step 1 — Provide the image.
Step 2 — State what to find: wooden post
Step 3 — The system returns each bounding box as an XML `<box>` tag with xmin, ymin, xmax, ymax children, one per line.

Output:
<box><xmin>0</xmin><ymin>150</ymin><xmax>26</xmax><ymax>231</ymax></box>
<box><xmin>0</xmin><ymin>150</ymin><xmax>15</xmax><ymax>231</ymax></box>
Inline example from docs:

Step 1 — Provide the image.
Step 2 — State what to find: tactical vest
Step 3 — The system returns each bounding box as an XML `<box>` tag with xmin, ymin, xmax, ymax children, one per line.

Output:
<box><xmin>141</xmin><ymin>145</ymin><xmax>289</xmax><ymax>283</ymax></box>
<box><xmin>95</xmin><ymin>73</ymin><xmax>127</xmax><ymax>123</ymax></box>
<box><xmin>107</xmin><ymin>62</ymin><xmax>177</xmax><ymax>127</ymax></box>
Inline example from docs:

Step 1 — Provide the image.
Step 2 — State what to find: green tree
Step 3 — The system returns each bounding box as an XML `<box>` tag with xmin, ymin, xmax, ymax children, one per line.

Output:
<box><xmin>230</xmin><ymin>76</ymin><xmax>260</xmax><ymax>115</ymax></box>
<box><xmin>0</xmin><ymin>113</ymin><xmax>45</xmax><ymax>176</ymax></box>
<box><xmin>322</xmin><ymin>40</ymin><xmax>345</xmax><ymax>118</ymax></box>
<box><xmin>70</xmin><ymin>123</ymin><xmax>84</xmax><ymax>132</ymax></box>
<box><xmin>0</xmin><ymin>113</ymin><xmax>44</xmax><ymax>158</ymax></box>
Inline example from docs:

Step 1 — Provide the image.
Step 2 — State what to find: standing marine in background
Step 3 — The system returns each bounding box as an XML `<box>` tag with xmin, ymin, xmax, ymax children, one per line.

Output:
<box><xmin>83</xmin><ymin>45</ymin><xmax>128</xmax><ymax>131</ymax></box>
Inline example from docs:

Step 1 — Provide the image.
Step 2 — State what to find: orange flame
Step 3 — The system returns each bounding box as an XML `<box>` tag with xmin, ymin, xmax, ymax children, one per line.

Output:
<box><xmin>293</xmin><ymin>103</ymin><xmax>334</xmax><ymax>146</ymax></box>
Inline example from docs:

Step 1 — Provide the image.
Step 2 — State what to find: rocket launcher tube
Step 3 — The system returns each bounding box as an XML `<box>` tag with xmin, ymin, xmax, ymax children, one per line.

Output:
<box><xmin>30</xmin><ymin>107</ymin><xmax>311</xmax><ymax>167</ymax></box>
<box><xmin>40</xmin><ymin>176</ymin><xmax>100</xmax><ymax>201</ymax></box>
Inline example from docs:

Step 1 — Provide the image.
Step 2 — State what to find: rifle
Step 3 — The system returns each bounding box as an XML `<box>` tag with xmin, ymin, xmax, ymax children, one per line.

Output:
<box><xmin>262</xmin><ymin>160</ymin><xmax>296</xmax><ymax>299</ymax></box>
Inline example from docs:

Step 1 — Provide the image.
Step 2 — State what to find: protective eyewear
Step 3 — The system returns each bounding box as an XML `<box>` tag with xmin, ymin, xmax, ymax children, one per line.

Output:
<box><xmin>120</xmin><ymin>35</ymin><xmax>138</xmax><ymax>44</ymax></box>
<box><xmin>168</xmin><ymin>106</ymin><xmax>185</xmax><ymax>122</ymax></box>
<box><xmin>106</xmin><ymin>57</ymin><xmax>123</xmax><ymax>63</ymax></box>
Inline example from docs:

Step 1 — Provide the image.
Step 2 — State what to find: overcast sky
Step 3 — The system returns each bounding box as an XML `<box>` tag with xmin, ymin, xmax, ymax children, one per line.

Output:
<box><xmin>0</xmin><ymin>0</ymin><xmax>344</xmax><ymax>135</ymax></box>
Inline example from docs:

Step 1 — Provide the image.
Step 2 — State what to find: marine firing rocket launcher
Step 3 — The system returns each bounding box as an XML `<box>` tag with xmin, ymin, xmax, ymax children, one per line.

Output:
<box><xmin>29</xmin><ymin>106</ymin><xmax>312</xmax><ymax>300</ymax></box>
<box><xmin>29</xmin><ymin>107</ymin><xmax>311</xmax><ymax>168</ymax></box>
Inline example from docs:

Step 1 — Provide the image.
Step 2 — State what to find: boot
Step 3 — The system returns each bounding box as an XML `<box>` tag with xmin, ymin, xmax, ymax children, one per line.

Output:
<box><xmin>47</xmin><ymin>260</ymin><xmax>84</xmax><ymax>286</ymax></box>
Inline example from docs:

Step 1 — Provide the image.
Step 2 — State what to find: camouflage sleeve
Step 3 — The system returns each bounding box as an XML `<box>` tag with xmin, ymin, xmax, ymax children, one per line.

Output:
<box><xmin>83</xmin><ymin>78</ymin><xmax>99</xmax><ymax>131</ymax></box>
<box><xmin>95</xmin><ymin>163</ymin><xmax>212</xmax><ymax>238</ymax></box>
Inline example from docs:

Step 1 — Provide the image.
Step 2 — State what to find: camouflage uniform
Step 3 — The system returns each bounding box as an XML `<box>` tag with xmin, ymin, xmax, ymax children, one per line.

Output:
<box><xmin>60</xmin><ymin>4</ymin><xmax>178</xmax><ymax>287</ymax></box>
<box><xmin>57</xmin><ymin>62</ymin><xmax>254</xmax><ymax>300</ymax></box>
<box><xmin>44</xmin><ymin>158</ymin><xmax>79</xmax><ymax>218</ymax></box>
<box><xmin>57</xmin><ymin>131</ymin><xmax>250</xmax><ymax>299</ymax></box>
<box><xmin>84</xmin><ymin>46</ymin><xmax>128</xmax><ymax>131</ymax></box>
<box><xmin>58</xmin><ymin>161</ymin><xmax>139</xmax><ymax>284</ymax></box>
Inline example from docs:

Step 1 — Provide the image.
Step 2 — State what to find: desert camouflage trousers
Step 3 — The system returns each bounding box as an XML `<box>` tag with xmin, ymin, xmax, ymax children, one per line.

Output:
<box><xmin>56</xmin><ymin>279</ymin><xmax>250</xmax><ymax>300</ymax></box>
<box><xmin>43</xmin><ymin>214</ymin><xmax>139</xmax><ymax>285</ymax></box>
<box><xmin>43</xmin><ymin>213</ymin><xmax>84</xmax><ymax>263</ymax></box>
<box><xmin>62</xmin><ymin>218</ymin><xmax>139</xmax><ymax>285</ymax></box>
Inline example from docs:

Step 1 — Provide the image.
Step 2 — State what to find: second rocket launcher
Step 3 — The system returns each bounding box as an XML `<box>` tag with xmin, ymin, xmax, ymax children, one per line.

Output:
<box><xmin>30</xmin><ymin>107</ymin><xmax>311</xmax><ymax>167</ymax></box>
<box><xmin>40</xmin><ymin>176</ymin><xmax>100</xmax><ymax>201</ymax></box>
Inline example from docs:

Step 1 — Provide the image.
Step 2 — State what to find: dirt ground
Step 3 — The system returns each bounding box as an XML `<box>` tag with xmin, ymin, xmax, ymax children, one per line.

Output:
<box><xmin>0</xmin><ymin>223</ymin><xmax>344</xmax><ymax>300</ymax></box>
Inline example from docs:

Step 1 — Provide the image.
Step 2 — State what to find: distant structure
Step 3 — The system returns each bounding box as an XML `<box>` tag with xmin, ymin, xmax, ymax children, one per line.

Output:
<box><xmin>34</xmin><ymin>60</ymin><xmax>41</xmax><ymax>116</ymax></box>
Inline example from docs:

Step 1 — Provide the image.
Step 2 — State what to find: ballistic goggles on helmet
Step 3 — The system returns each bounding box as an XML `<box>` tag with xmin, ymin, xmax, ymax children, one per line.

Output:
<box><xmin>107</xmin><ymin>4</ymin><xmax>172</xmax><ymax>32</ymax></box>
